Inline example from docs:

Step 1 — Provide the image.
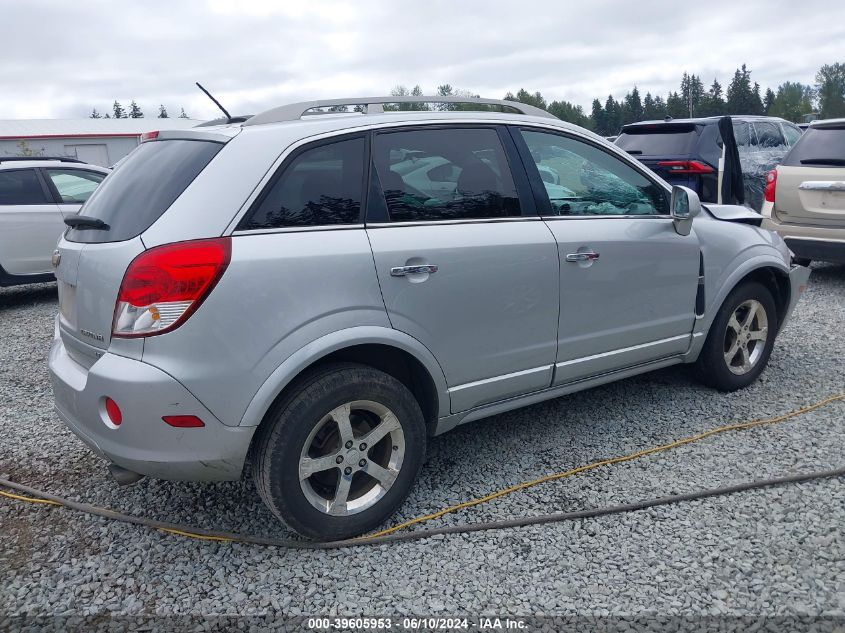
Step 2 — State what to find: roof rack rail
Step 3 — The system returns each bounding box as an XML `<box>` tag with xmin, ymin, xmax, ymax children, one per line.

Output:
<box><xmin>0</xmin><ymin>156</ymin><xmax>85</xmax><ymax>164</ymax></box>
<box><xmin>244</xmin><ymin>96</ymin><xmax>557</xmax><ymax>127</ymax></box>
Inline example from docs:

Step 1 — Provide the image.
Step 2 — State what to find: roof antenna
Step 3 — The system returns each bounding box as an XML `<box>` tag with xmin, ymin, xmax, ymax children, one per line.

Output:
<box><xmin>195</xmin><ymin>82</ymin><xmax>232</xmax><ymax>122</ymax></box>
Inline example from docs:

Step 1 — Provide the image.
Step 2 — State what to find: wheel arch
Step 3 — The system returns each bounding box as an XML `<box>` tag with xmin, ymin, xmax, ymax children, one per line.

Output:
<box><xmin>239</xmin><ymin>326</ymin><xmax>449</xmax><ymax>434</ymax></box>
<box><xmin>689</xmin><ymin>256</ymin><xmax>791</xmax><ymax>360</ymax></box>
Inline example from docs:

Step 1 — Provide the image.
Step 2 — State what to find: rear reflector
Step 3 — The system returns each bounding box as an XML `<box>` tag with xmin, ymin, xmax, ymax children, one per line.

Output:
<box><xmin>162</xmin><ymin>415</ymin><xmax>205</xmax><ymax>428</ymax></box>
<box><xmin>112</xmin><ymin>238</ymin><xmax>231</xmax><ymax>338</ymax></box>
<box><xmin>104</xmin><ymin>398</ymin><xmax>122</xmax><ymax>426</ymax></box>
<box><xmin>140</xmin><ymin>130</ymin><xmax>159</xmax><ymax>142</ymax></box>
<box><xmin>656</xmin><ymin>160</ymin><xmax>715</xmax><ymax>174</ymax></box>
<box><xmin>764</xmin><ymin>169</ymin><xmax>777</xmax><ymax>203</ymax></box>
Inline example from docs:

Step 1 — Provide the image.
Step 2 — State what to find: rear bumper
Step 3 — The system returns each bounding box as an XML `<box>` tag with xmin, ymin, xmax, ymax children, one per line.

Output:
<box><xmin>48</xmin><ymin>320</ymin><xmax>255</xmax><ymax>481</ymax></box>
<box><xmin>761</xmin><ymin>211</ymin><xmax>845</xmax><ymax>263</ymax></box>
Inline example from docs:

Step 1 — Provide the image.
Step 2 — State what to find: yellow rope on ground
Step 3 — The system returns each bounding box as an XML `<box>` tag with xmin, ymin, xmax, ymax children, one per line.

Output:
<box><xmin>2</xmin><ymin>393</ymin><xmax>843</xmax><ymax>543</ymax></box>
<box><xmin>362</xmin><ymin>392</ymin><xmax>845</xmax><ymax>538</ymax></box>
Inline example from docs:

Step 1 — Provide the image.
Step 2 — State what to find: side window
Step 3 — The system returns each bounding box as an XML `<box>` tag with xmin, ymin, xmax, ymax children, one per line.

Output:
<box><xmin>782</xmin><ymin>124</ymin><xmax>802</xmax><ymax>146</ymax></box>
<box><xmin>372</xmin><ymin>128</ymin><xmax>521</xmax><ymax>222</ymax></box>
<box><xmin>754</xmin><ymin>122</ymin><xmax>785</xmax><ymax>148</ymax></box>
<box><xmin>45</xmin><ymin>169</ymin><xmax>104</xmax><ymax>203</ymax></box>
<box><xmin>0</xmin><ymin>169</ymin><xmax>49</xmax><ymax>205</ymax></box>
<box><xmin>732</xmin><ymin>121</ymin><xmax>753</xmax><ymax>147</ymax></box>
<box><xmin>240</xmin><ymin>137</ymin><xmax>365</xmax><ymax>230</ymax></box>
<box><xmin>520</xmin><ymin>129</ymin><xmax>669</xmax><ymax>216</ymax></box>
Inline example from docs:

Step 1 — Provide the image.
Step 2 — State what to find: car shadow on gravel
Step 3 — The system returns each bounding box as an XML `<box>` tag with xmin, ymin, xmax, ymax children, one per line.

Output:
<box><xmin>0</xmin><ymin>282</ymin><xmax>57</xmax><ymax>310</ymax></box>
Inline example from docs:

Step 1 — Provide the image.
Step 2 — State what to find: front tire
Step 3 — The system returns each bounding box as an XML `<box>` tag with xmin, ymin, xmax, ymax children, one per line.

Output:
<box><xmin>693</xmin><ymin>281</ymin><xmax>777</xmax><ymax>392</ymax></box>
<box><xmin>252</xmin><ymin>363</ymin><xmax>426</xmax><ymax>540</ymax></box>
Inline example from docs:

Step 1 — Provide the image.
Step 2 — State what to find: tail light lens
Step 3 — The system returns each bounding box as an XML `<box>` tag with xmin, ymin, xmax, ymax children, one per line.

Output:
<box><xmin>140</xmin><ymin>130</ymin><xmax>159</xmax><ymax>142</ymax></box>
<box><xmin>112</xmin><ymin>238</ymin><xmax>231</xmax><ymax>338</ymax></box>
<box><xmin>764</xmin><ymin>169</ymin><xmax>777</xmax><ymax>203</ymax></box>
<box><xmin>656</xmin><ymin>160</ymin><xmax>716</xmax><ymax>174</ymax></box>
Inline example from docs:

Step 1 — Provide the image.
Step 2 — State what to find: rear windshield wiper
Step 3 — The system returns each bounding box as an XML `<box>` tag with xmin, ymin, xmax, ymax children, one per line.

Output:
<box><xmin>625</xmin><ymin>150</ymin><xmax>643</xmax><ymax>155</ymax></box>
<box><xmin>799</xmin><ymin>158</ymin><xmax>845</xmax><ymax>166</ymax></box>
<box><xmin>64</xmin><ymin>215</ymin><xmax>110</xmax><ymax>230</ymax></box>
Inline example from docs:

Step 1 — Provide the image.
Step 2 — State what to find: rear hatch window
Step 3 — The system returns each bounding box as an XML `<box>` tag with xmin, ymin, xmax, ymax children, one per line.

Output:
<box><xmin>782</xmin><ymin>125</ymin><xmax>845</xmax><ymax>167</ymax></box>
<box><xmin>65</xmin><ymin>139</ymin><xmax>222</xmax><ymax>243</ymax></box>
<box><xmin>615</xmin><ymin>124</ymin><xmax>699</xmax><ymax>156</ymax></box>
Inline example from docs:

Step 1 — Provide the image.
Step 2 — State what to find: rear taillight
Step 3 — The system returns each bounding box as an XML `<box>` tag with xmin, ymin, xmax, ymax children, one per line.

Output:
<box><xmin>764</xmin><ymin>169</ymin><xmax>777</xmax><ymax>203</ymax></box>
<box><xmin>656</xmin><ymin>160</ymin><xmax>715</xmax><ymax>174</ymax></box>
<box><xmin>112</xmin><ymin>238</ymin><xmax>231</xmax><ymax>338</ymax></box>
<box><xmin>140</xmin><ymin>130</ymin><xmax>159</xmax><ymax>142</ymax></box>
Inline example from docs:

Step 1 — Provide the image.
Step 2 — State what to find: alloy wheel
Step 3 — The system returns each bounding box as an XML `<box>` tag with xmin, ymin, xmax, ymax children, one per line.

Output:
<box><xmin>723</xmin><ymin>299</ymin><xmax>769</xmax><ymax>375</ymax></box>
<box><xmin>298</xmin><ymin>400</ymin><xmax>405</xmax><ymax>516</ymax></box>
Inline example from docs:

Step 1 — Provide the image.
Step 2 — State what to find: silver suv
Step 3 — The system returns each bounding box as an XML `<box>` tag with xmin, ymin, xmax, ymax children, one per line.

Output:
<box><xmin>49</xmin><ymin>96</ymin><xmax>810</xmax><ymax>540</ymax></box>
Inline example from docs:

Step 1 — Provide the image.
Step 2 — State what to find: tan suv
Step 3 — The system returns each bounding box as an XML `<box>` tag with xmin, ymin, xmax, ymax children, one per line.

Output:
<box><xmin>761</xmin><ymin>119</ymin><xmax>845</xmax><ymax>265</ymax></box>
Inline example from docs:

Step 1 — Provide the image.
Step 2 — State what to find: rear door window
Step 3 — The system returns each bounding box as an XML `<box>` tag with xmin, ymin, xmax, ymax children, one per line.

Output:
<box><xmin>45</xmin><ymin>169</ymin><xmax>105</xmax><ymax>203</ymax></box>
<box><xmin>0</xmin><ymin>169</ymin><xmax>49</xmax><ymax>205</ymax></box>
<box><xmin>782</xmin><ymin>125</ymin><xmax>845</xmax><ymax>166</ymax></box>
<box><xmin>239</xmin><ymin>137</ymin><xmax>365</xmax><ymax>230</ymax></box>
<box><xmin>65</xmin><ymin>139</ymin><xmax>223</xmax><ymax>243</ymax></box>
<box><xmin>732</xmin><ymin>121</ymin><xmax>753</xmax><ymax>147</ymax></box>
<box><xmin>782</xmin><ymin>124</ymin><xmax>802</xmax><ymax>146</ymax></box>
<box><xmin>372</xmin><ymin>127</ymin><xmax>521</xmax><ymax>222</ymax></box>
<box><xmin>614</xmin><ymin>124</ymin><xmax>698</xmax><ymax>156</ymax></box>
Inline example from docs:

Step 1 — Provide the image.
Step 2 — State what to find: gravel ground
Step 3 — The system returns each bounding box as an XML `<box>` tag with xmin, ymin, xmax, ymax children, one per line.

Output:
<box><xmin>1</xmin><ymin>263</ymin><xmax>844</xmax><ymax>627</ymax></box>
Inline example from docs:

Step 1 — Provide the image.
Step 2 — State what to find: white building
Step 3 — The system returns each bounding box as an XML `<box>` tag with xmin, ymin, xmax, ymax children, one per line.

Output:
<box><xmin>0</xmin><ymin>118</ymin><xmax>204</xmax><ymax>167</ymax></box>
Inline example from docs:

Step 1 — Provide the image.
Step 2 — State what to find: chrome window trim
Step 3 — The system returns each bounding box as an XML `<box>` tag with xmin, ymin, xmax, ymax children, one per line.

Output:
<box><xmin>366</xmin><ymin>216</ymin><xmax>543</xmax><ymax>229</ymax></box>
<box><xmin>232</xmin><ymin>223</ymin><xmax>366</xmax><ymax>236</ymax></box>
<box><xmin>539</xmin><ymin>214</ymin><xmax>672</xmax><ymax>221</ymax></box>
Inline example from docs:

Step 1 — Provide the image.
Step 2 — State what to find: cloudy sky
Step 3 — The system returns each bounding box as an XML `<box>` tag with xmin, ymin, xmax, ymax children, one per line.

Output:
<box><xmin>2</xmin><ymin>0</ymin><xmax>843</xmax><ymax>120</ymax></box>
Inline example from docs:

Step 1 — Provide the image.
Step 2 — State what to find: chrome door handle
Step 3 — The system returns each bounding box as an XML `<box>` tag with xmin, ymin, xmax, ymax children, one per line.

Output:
<box><xmin>565</xmin><ymin>252</ymin><xmax>600</xmax><ymax>262</ymax></box>
<box><xmin>390</xmin><ymin>264</ymin><xmax>439</xmax><ymax>276</ymax></box>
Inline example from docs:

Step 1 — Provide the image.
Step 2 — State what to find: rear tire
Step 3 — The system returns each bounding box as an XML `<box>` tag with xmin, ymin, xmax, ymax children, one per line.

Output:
<box><xmin>252</xmin><ymin>363</ymin><xmax>426</xmax><ymax>540</ymax></box>
<box><xmin>693</xmin><ymin>281</ymin><xmax>777</xmax><ymax>392</ymax></box>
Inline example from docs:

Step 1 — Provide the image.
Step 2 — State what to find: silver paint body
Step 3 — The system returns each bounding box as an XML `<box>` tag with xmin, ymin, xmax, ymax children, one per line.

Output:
<box><xmin>48</xmin><ymin>111</ymin><xmax>810</xmax><ymax>480</ymax></box>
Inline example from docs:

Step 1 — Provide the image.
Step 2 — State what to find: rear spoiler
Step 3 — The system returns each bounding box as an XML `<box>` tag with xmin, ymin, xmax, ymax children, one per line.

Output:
<box><xmin>703</xmin><ymin>204</ymin><xmax>762</xmax><ymax>226</ymax></box>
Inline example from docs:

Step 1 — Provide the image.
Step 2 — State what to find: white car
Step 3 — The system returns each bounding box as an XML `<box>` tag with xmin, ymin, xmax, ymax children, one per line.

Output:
<box><xmin>0</xmin><ymin>157</ymin><xmax>109</xmax><ymax>286</ymax></box>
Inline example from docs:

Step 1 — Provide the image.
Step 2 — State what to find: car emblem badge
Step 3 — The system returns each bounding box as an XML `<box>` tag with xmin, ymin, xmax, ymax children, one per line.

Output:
<box><xmin>52</xmin><ymin>250</ymin><xmax>61</xmax><ymax>267</ymax></box>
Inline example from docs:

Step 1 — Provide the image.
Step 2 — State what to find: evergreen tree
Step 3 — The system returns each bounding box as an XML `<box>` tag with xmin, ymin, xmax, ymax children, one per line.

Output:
<box><xmin>642</xmin><ymin>92</ymin><xmax>658</xmax><ymax>120</ymax></box>
<box><xmin>816</xmin><ymin>62</ymin><xmax>845</xmax><ymax>119</ymax></box>
<box><xmin>623</xmin><ymin>86</ymin><xmax>643</xmax><ymax>124</ymax></box>
<box><xmin>179</xmin><ymin>108</ymin><xmax>189</xmax><ymax>118</ymax></box>
<box><xmin>666</xmin><ymin>91</ymin><xmax>687</xmax><ymax>119</ymax></box>
<box><xmin>158</xmin><ymin>105</ymin><xmax>169</xmax><ymax>118</ymax></box>
<box><xmin>505</xmin><ymin>89</ymin><xmax>547</xmax><ymax>110</ymax></box>
<box><xmin>112</xmin><ymin>100</ymin><xmax>126</xmax><ymax>119</ymax></box>
<box><xmin>590</xmin><ymin>99</ymin><xmax>607</xmax><ymax>135</ymax></box>
<box><xmin>90</xmin><ymin>108</ymin><xmax>101</xmax><ymax>119</ymax></box>
<box><xmin>699</xmin><ymin>79</ymin><xmax>725</xmax><ymax>117</ymax></box>
<box><xmin>603</xmin><ymin>95</ymin><xmax>622</xmax><ymax>135</ymax></box>
<box><xmin>726</xmin><ymin>64</ymin><xmax>761</xmax><ymax>114</ymax></box>
<box><xmin>751</xmin><ymin>83</ymin><xmax>764</xmax><ymax>114</ymax></box>
<box><xmin>128</xmin><ymin>100</ymin><xmax>143</xmax><ymax>118</ymax></box>
<box><xmin>763</xmin><ymin>88</ymin><xmax>776</xmax><ymax>114</ymax></box>
<box><xmin>680</xmin><ymin>73</ymin><xmax>705</xmax><ymax>116</ymax></box>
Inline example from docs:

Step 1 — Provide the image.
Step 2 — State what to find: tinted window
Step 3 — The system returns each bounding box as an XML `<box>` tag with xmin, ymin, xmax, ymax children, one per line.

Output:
<box><xmin>372</xmin><ymin>128</ymin><xmax>520</xmax><ymax>222</ymax></box>
<box><xmin>240</xmin><ymin>137</ymin><xmax>365</xmax><ymax>230</ymax></box>
<box><xmin>615</xmin><ymin>124</ymin><xmax>698</xmax><ymax>155</ymax></box>
<box><xmin>753</xmin><ymin>121</ymin><xmax>785</xmax><ymax>148</ymax></box>
<box><xmin>65</xmin><ymin>140</ymin><xmax>222</xmax><ymax>243</ymax></box>
<box><xmin>46</xmin><ymin>169</ymin><xmax>104</xmax><ymax>203</ymax></box>
<box><xmin>522</xmin><ymin>129</ymin><xmax>669</xmax><ymax>216</ymax></box>
<box><xmin>782</xmin><ymin>124</ymin><xmax>802</xmax><ymax>146</ymax></box>
<box><xmin>0</xmin><ymin>169</ymin><xmax>49</xmax><ymax>205</ymax></box>
<box><xmin>782</xmin><ymin>125</ymin><xmax>845</xmax><ymax>166</ymax></box>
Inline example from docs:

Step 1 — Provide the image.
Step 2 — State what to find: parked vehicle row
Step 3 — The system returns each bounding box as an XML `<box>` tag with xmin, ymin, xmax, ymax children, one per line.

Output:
<box><xmin>48</xmin><ymin>96</ymin><xmax>809</xmax><ymax>540</ymax></box>
<box><xmin>614</xmin><ymin>115</ymin><xmax>802</xmax><ymax>212</ymax></box>
<box><xmin>0</xmin><ymin>157</ymin><xmax>108</xmax><ymax>286</ymax></box>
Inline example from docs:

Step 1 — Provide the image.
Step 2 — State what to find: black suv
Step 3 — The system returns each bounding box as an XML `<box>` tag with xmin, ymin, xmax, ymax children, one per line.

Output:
<box><xmin>615</xmin><ymin>116</ymin><xmax>803</xmax><ymax>211</ymax></box>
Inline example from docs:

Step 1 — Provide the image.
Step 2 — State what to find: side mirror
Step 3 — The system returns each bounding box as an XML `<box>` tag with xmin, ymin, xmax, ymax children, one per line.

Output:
<box><xmin>670</xmin><ymin>185</ymin><xmax>701</xmax><ymax>236</ymax></box>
